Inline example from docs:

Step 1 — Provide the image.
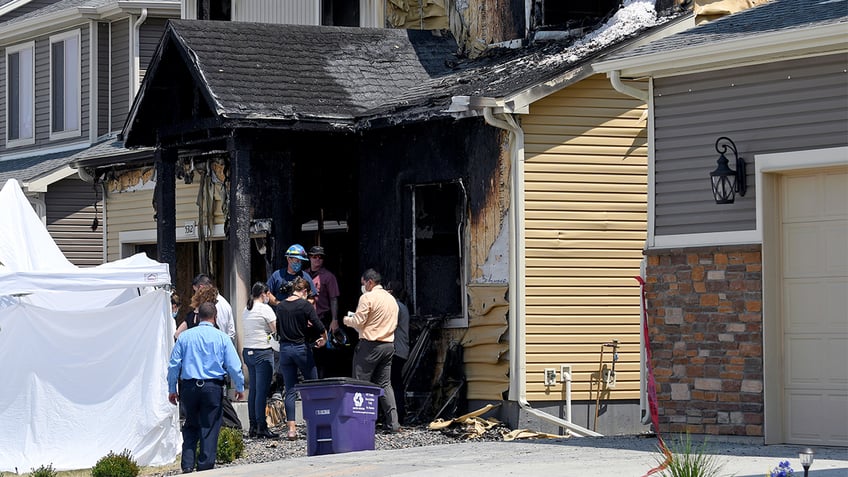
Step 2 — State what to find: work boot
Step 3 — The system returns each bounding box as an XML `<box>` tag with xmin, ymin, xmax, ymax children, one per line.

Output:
<box><xmin>257</xmin><ymin>424</ymin><xmax>279</xmax><ymax>439</ymax></box>
<box><xmin>248</xmin><ymin>422</ymin><xmax>257</xmax><ymax>438</ymax></box>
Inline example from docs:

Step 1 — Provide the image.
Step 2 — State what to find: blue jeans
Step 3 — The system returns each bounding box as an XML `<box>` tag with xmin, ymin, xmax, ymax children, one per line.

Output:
<box><xmin>278</xmin><ymin>342</ymin><xmax>317</xmax><ymax>422</ymax></box>
<box><xmin>242</xmin><ymin>348</ymin><xmax>274</xmax><ymax>429</ymax></box>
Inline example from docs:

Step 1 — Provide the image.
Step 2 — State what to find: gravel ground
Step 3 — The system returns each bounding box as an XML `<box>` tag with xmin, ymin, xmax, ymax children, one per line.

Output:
<box><xmin>143</xmin><ymin>423</ymin><xmax>508</xmax><ymax>476</ymax></box>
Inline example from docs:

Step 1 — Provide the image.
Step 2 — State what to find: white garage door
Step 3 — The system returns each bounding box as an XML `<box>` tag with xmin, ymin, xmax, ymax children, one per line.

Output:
<box><xmin>781</xmin><ymin>167</ymin><xmax>848</xmax><ymax>446</ymax></box>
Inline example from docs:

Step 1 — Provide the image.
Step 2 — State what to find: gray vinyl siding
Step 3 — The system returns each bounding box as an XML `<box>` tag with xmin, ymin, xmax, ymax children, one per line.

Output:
<box><xmin>110</xmin><ymin>17</ymin><xmax>129</xmax><ymax>133</ymax></box>
<box><xmin>139</xmin><ymin>18</ymin><xmax>168</xmax><ymax>80</ymax></box>
<box><xmin>653</xmin><ymin>54</ymin><xmax>848</xmax><ymax>236</ymax></box>
<box><xmin>46</xmin><ymin>176</ymin><xmax>104</xmax><ymax>267</ymax></box>
<box><xmin>97</xmin><ymin>21</ymin><xmax>110</xmax><ymax>136</ymax></box>
<box><xmin>0</xmin><ymin>25</ymin><xmax>90</xmax><ymax>154</ymax></box>
<box><xmin>0</xmin><ymin>47</ymin><xmax>5</xmax><ymax>146</ymax></box>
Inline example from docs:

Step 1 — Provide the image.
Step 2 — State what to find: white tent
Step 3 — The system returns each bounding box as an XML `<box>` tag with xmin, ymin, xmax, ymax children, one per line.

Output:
<box><xmin>0</xmin><ymin>179</ymin><xmax>181</xmax><ymax>471</ymax></box>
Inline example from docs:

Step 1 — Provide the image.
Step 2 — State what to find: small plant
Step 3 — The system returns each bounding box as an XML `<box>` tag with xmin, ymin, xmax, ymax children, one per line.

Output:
<box><xmin>217</xmin><ymin>426</ymin><xmax>245</xmax><ymax>464</ymax></box>
<box><xmin>653</xmin><ymin>433</ymin><xmax>729</xmax><ymax>477</ymax></box>
<box><xmin>28</xmin><ymin>464</ymin><xmax>57</xmax><ymax>477</ymax></box>
<box><xmin>767</xmin><ymin>460</ymin><xmax>795</xmax><ymax>477</ymax></box>
<box><xmin>91</xmin><ymin>449</ymin><xmax>140</xmax><ymax>477</ymax></box>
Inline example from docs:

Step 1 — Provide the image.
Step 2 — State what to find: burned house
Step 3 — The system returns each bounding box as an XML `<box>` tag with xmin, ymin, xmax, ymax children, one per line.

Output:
<box><xmin>72</xmin><ymin>2</ymin><xmax>693</xmax><ymax>435</ymax></box>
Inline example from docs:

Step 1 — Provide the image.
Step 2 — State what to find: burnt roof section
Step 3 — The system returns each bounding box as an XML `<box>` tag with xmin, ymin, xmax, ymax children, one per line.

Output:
<box><xmin>124</xmin><ymin>13</ymin><xmax>676</xmax><ymax>146</ymax></box>
<box><xmin>605</xmin><ymin>0</ymin><xmax>848</xmax><ymax>61</ymax></box>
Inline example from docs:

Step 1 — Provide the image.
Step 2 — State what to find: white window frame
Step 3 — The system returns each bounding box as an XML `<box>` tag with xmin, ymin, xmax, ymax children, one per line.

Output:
<box><xmin>49</xmin><ymin>30</ymin><xmax>82</xmax><ymax>140</ymax></box>
<box><xmin>5</xmin><ymin>41</ymin><xmax>35</xmax><ymax>148</ymax></box>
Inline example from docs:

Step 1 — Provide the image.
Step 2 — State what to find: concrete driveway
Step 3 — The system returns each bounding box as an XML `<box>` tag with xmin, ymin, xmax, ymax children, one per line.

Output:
<box><xmin>195</xmin><ymin>436</ymin><xmax>848</xmax><ymax>476</ymax></box>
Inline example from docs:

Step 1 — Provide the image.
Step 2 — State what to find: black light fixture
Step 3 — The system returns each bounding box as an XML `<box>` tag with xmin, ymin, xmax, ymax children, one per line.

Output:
<box><xmin>710</xmin><ymin>136</ymin><xmax>747</xmax><ymax>204</ymax></box>
<box><xmin>799</xmin><ymin>448</ymin><xmax>814</xmax><ymax>477</ymax></box>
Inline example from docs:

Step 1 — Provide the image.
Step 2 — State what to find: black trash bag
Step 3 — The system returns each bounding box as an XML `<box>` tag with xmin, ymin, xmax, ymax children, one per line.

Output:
<box><xmin>222</xmin><ymin>396</ymin><xmax>243</xmax><ymax>430</ymax></box>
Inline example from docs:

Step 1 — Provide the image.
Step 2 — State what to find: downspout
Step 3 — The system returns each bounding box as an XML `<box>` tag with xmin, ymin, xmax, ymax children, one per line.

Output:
<box><xmin>607</xmin><ymin>70</ymin><xmax>652</xmax><ymax>424</ymax></box>
<box><xmin>132</xmin><ymin>8</ymin><xmax>148</xmax><ymax>96</ymax></box>
<box><xmin>483</xmin><ymin>107</ymin><xmax>601</xmax><ymax>438</ymax></box>
<box><xmin>609</xmin><ymin>70</ymin><xmax>648</xmax><ymax>103</ymax></box>
<box><xmin>99</xmin><ymin>181</ymin><xmax>108</xmax><ymax>263</ymax></box>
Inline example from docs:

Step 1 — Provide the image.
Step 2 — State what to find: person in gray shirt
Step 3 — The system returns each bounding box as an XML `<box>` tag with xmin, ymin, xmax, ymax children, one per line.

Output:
<box><xmin>386</xmin><ymin>280</ymin><xmax>410</xmax><ymax>426</ymax></box>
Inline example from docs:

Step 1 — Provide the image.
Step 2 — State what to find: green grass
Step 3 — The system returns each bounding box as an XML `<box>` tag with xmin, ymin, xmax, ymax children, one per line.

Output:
<box><xmin>654</xmin><ymin>433</ymin><xmax>732</xmax><ymax>477</ymax></box>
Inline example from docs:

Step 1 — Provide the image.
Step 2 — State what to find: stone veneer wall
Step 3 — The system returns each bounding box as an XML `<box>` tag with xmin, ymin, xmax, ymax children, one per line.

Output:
<box><xmin>645</xmin><ymin>244</ymin><xmax>764</xmax><ymax>436</ymax></box>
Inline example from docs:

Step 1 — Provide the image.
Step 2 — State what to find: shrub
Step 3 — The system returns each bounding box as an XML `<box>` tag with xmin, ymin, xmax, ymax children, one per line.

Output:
<box><xmin>653</xmin><ymin>433</ymin><xmax>728</xmax><ymax>477</ymax></box>
<box><xmin>29</xmin><ymin>464</ymin><xmax>57</xmax><ymax>477</ymax></box>
<box><xmin>91</xmin><ymin>449</ymin><xmax>140</xmax><ymax>477</ymax></box>
<box><xmin>217</xmin><ymin>426</ymin><xmax>245</xmax><ymax>464</ymax></box>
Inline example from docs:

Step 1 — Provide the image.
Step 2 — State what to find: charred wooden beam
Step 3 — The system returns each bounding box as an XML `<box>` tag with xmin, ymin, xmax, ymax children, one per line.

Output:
<box><xmin>228</xmin><ymin>132</ymin><xmax>252</xmax><ymax>351</ymax></box>
<box><xmin>154</xmin><ymin>147</ymin><xmax>177</xmax><ymax>279</ymax></box>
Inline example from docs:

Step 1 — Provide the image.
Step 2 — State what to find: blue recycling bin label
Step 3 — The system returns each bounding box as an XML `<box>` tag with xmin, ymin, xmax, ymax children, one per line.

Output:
<box><xmin>346</xmin><ymin>390</ymin><xmax>379</xmax><ymax>417</ymax></box>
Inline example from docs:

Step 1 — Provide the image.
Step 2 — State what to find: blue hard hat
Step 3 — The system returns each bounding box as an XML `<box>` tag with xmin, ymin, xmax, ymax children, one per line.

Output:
<box><xmin>327</xmin><ymin>328</ymin><xmax>349</xmax><ymax>349</ymax></box>
<box><xmin>285</xmin><ymin>244</ymin><xmax>308</xmax><ymax>261</ymax></box>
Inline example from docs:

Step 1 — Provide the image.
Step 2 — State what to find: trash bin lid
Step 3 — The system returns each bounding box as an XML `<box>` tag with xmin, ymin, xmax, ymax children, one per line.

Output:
<box><xmin>298</xmin><ymin>377</ymin><xmax>379</xmax><ymax>388</ymax></box>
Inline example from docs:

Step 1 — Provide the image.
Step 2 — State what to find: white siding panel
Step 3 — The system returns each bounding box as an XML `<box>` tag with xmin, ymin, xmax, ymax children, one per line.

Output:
<box><xmin>233</xmin><ymin>0</ymin><xmax>318</xmax><ymax>24</ymax></box>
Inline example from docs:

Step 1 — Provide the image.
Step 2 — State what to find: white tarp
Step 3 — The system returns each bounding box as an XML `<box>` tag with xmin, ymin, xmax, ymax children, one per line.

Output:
<box><xmin>0</xmin><ymin>179</ymin><xmax>180</xmax><ymax>471</ymax></box>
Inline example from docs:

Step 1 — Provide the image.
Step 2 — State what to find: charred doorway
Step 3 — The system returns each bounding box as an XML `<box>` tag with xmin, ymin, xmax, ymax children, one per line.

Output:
<box><xmin>410</xmin><ymin>182</ymin><xmax>467</xmax><ymax>327</ymax></box>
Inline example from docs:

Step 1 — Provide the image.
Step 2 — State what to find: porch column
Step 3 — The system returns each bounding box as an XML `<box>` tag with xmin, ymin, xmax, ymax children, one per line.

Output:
<box><xmin>228</xmin><ymin>133</ymin><xmax>252</xmax><ymax>354</ymax></box>
<box><xmin>154</xmin><ymin>147</ymin><xmax>177</xmax><ymax>279</ymax></box>
<box><xmin>270</xmin><ymin>151</ymin><xmax>294</xmax><ymax>271</ymax></box>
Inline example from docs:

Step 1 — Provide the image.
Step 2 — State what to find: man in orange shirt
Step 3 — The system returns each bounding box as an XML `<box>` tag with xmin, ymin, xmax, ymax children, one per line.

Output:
<box><xmin>344</xmin><ymin>268</ymin><xmax>400</xmax><ymax>433</ymax></box>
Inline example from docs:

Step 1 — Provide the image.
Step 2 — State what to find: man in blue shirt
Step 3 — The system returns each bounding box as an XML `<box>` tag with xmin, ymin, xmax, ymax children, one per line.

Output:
<box><xmin>168</xmin><ymin>302</ymin><xmax>245</xmax><ymax>473</ymax></box>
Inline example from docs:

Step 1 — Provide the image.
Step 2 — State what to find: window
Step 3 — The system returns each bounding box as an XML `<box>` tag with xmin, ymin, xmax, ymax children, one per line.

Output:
<box><xmin>50</xmin><ymin>31</ymin><xmax>81</xmax><ymax>139</ymax></box>
<box><xmin>196</xmin><ymin>0</ymin><xmax>231</xmax><ymax>20</ymax></box>
<box><xmin>537</xmin><ymin>0</ymin><xmax>618</xmax><ymax>29</ymax></box>
<box><xmin>6</xmin><ymin>42</ymin><xmax>34</xmax><ymax>146</ymax></box>
<box><xmin>322</xmin><ymin>0</ymin><xmax>360</xmax><ymax>26</ymax></box>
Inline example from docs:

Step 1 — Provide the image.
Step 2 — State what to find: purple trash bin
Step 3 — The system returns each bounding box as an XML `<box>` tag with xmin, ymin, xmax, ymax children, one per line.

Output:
<box><xmin>296</xmin><ymin>378</ymin><xmax>384</xmax><ymax>456</ymax></box>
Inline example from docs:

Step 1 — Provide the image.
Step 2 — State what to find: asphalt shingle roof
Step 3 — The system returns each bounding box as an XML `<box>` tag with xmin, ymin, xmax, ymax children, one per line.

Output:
<box><xmin>127</xmin><ymin>10</ymin><xmax>675</xmax><ymax>144</ymax></box>
<box><xmin>168</xmin><ymin>21</ymin><xmax>462</xmax><ymax>121</ymax></box>
<box><xmin>605</xmin><ymin>0</ymin><xmax>848</xmax><ymax>61</ymax></box>
<box><xmin>0</xmin><ymin>149</ymin><xmax>80</xmax><ymax>184</ymax></box>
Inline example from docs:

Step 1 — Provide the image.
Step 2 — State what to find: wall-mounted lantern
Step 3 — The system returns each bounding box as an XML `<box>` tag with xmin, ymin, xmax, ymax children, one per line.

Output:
<box><xmin>710</xmin><ymin>136</ymin><xmax>747</xmax><ymax>204</ymax></box>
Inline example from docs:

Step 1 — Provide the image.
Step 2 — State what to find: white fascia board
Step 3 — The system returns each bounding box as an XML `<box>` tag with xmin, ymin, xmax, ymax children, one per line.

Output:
<box><xmin>0</xmin><ymin>13</ymin><xmax>90</xmax><ymax>45</ymax></box>
<box><xmin>98</xmin><ymin>2</ymin><xmax>180</xmax><ymax>19</ymax></box>
<box><xmin>0</xmin><ymin>0</ymin><xmax>33</xmax><ymax>16</ymax></box>
<box><xmin>595</xmin><ymin>23</ymin><xmax>848</xmax><ymax>78</ymax></box>
<box><xmin>24</xmin><ymin>165</ymin><xmax>79</xmax><ymax>192</ymax></box>
<box><xmin>0</xmin><ymin>1</ymin><xmax>178</xmax><ymax>44</ymax></box>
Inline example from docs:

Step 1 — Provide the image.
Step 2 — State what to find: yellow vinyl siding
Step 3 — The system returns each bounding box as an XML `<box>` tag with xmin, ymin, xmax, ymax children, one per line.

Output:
<box><xmin>106</xmin><ymin>180</ymin><xmax>225</xmax><ymax>260</ymax></box>
<box><xmin>522</xmin><ymin>74</ymin><xmax>647</xmax><ymax>402</ymax></box>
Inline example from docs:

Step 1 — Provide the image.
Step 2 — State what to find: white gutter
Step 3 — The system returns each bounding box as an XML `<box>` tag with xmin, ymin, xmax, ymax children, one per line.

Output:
<box><xmin>608</xmin><ymin>70</ymin><xmax>648</xmax><ymax>103</ymax></box>
<box><xmin>483</xmin><ymin>107</ymin><xmax>601</xmax><ymax>438</ymax></box>
<box><xmin>606</xmin><ymin>71</ymin><xmax>652</xmax><ymax>425</ymax></box>
<box><xmin>595</xmin><ymin>22</ymin><xmax>847</xmax><ymax>78</ymax></box>
<box><xmin>132</xmin><ymin>8</ymin><xmax>148</xmax><ymax>96</ymax></box>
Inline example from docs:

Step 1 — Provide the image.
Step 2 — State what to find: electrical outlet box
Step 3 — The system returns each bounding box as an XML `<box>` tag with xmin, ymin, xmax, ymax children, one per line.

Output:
<box><xmin>560</xmin><ymin>365</ymin><xmax>572</xmax><ymax>383</ymax></box>
<box><xmin>544</xmin><ymin>368</ymin><xmax>557</xmax><ymax>386</ymax></box>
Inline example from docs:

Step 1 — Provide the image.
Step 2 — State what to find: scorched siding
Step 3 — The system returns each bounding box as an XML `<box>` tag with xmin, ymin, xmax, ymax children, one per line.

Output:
<box><xmin>105</xmin><ymin>179</ymin><xmax>225</xmax><ymax>261</ymax></box>
<box><xmin>522</xmin><ymin>74</ymin><xmax>648</xmax><ymax>401</ymax></box>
